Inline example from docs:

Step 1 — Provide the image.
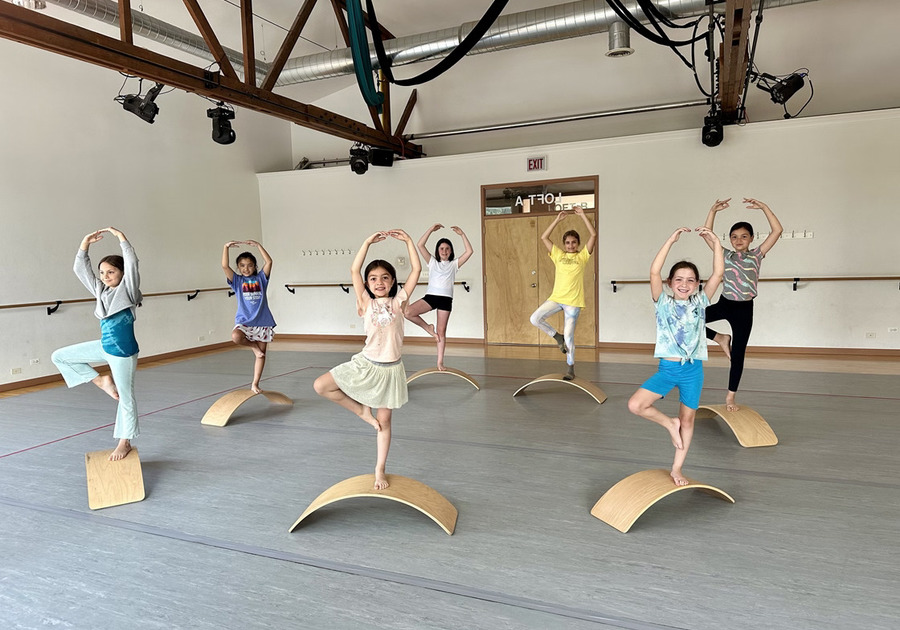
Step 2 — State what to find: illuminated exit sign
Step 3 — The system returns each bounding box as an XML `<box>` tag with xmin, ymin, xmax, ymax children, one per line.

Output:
<box><xmin>526</xmin><ymin>155</ymin><xmax>548</xmax><ymax>171</ymax></box>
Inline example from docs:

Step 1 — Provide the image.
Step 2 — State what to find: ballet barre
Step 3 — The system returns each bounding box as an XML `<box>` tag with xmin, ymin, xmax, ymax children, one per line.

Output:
<box><xmin>285</xmin><ymin>281</ymin><xmax>472</xmax><ymax>294</ymax></box>
<box><xmin>610</xmin><ymin>275</ymin><xmax>900</xmax><ymax>293</ymax></box>
<box><xmin>0</xmin><ymin>287</ymin><xmax>233</xmax><ymax>315</ymax></box>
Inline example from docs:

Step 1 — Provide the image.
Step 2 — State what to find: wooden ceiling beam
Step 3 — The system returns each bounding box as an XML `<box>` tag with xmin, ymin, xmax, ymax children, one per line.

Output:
<box><xmin>394</xmin><ymin>89</ymin><xmax>417</xmax><ymax>138</ymax></box>
<box><xmin>181</xmin><ymin>0</ymin><xmax>238</xmax><ymax>81</ymax></box>
<box><xmin>117</xmin><ymin>0</ymin><xmax>133</xmax><ymax>45</ymax></box>
<box><xmin>329</xmin><ymin>0</ymin><xmax>351</xmax><ymax>47</ymax></box>
<box><xmin>240</xmin><ymin>0</ymin><xmax>255</xmax><ymax>87</ymax></box>
<box><xmin>0</xmin><ymin>4</ymin><xmax>422</xmax><ymax>156</ymax></box>
<box><xmin>718</xmin><ymin>0</ymin><xmax>753</xmax><ymax>121</ymax></box>
<box><xmin>335</xmin><ymin>0</ymin><xmax>395</xmax><ymax>41</ymax></box>
<box><xmin>260</xmin><ymin>0</ymin><xmax>318</xmax><ymax>92</ymax></box>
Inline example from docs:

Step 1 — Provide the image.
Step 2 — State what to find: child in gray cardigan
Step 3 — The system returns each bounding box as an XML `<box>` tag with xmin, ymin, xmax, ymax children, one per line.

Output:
<box><xmin>51</xmin><ymin>227</ymin><xmax>142</xmax><ymax>461</ymax></box>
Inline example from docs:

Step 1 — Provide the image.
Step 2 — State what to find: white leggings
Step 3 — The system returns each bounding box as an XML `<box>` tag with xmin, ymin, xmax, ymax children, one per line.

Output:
<box><xmin>530</xmin><ymin>300</ymin><xmax>581</xmax><ymax>366</ymax></box>
<box><xmin>51</xmin><ymin>340</ymin><xmax>139</xmax><ymax>440</ymax></box>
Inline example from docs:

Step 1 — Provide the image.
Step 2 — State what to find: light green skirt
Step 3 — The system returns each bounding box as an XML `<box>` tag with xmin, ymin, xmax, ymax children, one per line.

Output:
<box><xmin>330</xmin><ymin>352</ymin><xmax>408</xmax><ymax>410</ymax></box>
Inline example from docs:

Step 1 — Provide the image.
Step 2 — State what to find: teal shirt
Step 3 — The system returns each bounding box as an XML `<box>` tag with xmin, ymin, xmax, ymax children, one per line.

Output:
<box><xmin>653</xmin><ymin>292</ymin><xmax>710</xmax><ymax>362</ymax></box>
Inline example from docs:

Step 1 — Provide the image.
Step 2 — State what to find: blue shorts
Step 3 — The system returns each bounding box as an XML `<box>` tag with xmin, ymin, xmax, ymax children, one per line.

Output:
<box><xmin>641</xmin><ymin>359</ymin><xmax>704</xmax><ymax>409</ymax></box>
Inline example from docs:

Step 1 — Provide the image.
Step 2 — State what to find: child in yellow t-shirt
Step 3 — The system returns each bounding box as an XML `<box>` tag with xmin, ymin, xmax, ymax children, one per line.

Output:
<box><xmin>529</xmin><ymin>206</ymin><xmax>597</xmax><ymax>380</ymax></box>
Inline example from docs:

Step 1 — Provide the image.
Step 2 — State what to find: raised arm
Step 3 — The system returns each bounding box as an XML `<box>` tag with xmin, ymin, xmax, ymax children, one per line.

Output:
<box><xmin>450</xmin><ymin>226</ymin><xmax>474</xmax><ymax>267</ymax></box>
<box><xmin>417</xmin><ymin>224</ymin><xmax>441</xmax><ymax>263</ymax></box>
<box><xmin>246</xmin><ymin>240</ymin><xmax>273</xmax><ymax>277</ymax></box>
<box><xmin>703</xmin><ymin>198</ymin><xmax>731</xmax><ymax>232</ymax></box>
<box><xmin>573</xmin><ymin>206</ymin><xmax>597</xmax><ymax>255</ymax></box>
<box><xmin>222</xmin><ymin>242</ymin><xmax>238</xmax><ymax>283</ymax></box>
<box><xmin>540</xmin><ymin>211</ymin><xmax>567</xmax><ymax>253</ymax></box>
<box><xmin>351</xmin><ymin>232</ymin><xmax>386</xmax><ymax>315</ymax></box>
<box><xmin>104</xmin><ymin>227</ymin><xmax>141</xmax><ymax>299</ymax></box>
<box><xmin>697</xmin><ymin>227</ymin><xmax>725</xmax><ymax>300</ymax></box>
<box><xmin>650</xmin><ymin>228</ymin><xmax>690</xmax><ymax>302</ymax></box>
<box><xmin>745</xmin><ymin>198</ymin><xmax>783</xmax><ymax>255</ymax></box>
<box><xmin>74</xmin><ymin>230</ymin><xmax>104</xmax><ymax>296</ymax></box>
<box><xmin>390</xmin><ymin>229</ymin><xmax>422</xmax><ymax>299</ymax></box>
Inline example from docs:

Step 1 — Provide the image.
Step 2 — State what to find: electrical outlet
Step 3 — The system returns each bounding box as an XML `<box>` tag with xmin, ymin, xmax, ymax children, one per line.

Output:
<box><xmin>30</xmin><ymin>358</ymin><xmax>40</xmax><ymax>365</ymax></box>
<box><xmin>208</xmin><ymin>330</ymin><xmax>214</xmax><ymax>336</ymax></box>
<box><xmin>865</xmin><ymin>332</ymin><xmax>876</xmax><ymax>339</ymax></box>
<box><xmin>889</xmin><ymin>327</ymin><xmax>899</xmax><ymax>333</ymax></box>
<box><xmin>349</xmin><ymin>324</ymin><xmax>356</xmax><ymax>329</ymax></box>
<box><xmin>198</xmin><ymin>335</ymin><xmax>206</xmax><ymax>341</ymax></box>
<box><xmin>10</xmin><ymin>367</ymin><xmax>22</xmax><ymax>375</ymax></box>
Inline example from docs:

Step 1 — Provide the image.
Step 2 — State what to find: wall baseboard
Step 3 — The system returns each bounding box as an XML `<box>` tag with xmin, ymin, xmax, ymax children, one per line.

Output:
<box><xmin>596</xmin><ymin>342</ymin><xmax>900</xmax><ymax>359</ymax></box>
<box><xmin>275</xmin><ymin>334</ymin><xmax>485</xmax><ymax>346</ymax></box>
<box><xmin>0</xmin><ymin>342</ymin><xmax>234</xmax><ymax>393</ymax></box>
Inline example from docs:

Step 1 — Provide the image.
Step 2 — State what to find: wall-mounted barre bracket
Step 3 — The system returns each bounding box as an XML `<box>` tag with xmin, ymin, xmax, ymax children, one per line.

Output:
<box><xmin>461</xmin><ymin>281</ymin><xmax>470</xmax><ymax>293</ymax></box>
<box><xmin>793</xmin><ymin>277</ymin><xmax>799</xmax><ymax>291</ymax></box>
<box><xmin>227</xmin><ymin>291</ymin><xmax>235</xmax><ymax>298</ymax></box>
<box><xmin>611</xmin><ymin>280</ymin><xmax>617</xmax><ymax>293</ymax></box>
<box><xmin>339</xmin><ymin>284</ymin><xmax>350</xmax><ymax>294</ymax></box>
<box><xmin>186</xmin><ymin>290</ymin><xmax>200</xmax><ymax>301</ymax></box>
<box><xmin>47</xmin><ymin>300</ymin><xmax>62</xmax><ymax>315</ymax></box>
<box><xmin>285</xmin><ymin>285</ymin><xmax>296</xmax><ymax>294</ymax></box>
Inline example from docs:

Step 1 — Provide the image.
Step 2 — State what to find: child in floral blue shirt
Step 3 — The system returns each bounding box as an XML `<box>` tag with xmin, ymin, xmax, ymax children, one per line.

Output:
<box><xmin>627</xmin><ymin>226</ymin><xmax>724</xmax><ymax>486</ymax></box>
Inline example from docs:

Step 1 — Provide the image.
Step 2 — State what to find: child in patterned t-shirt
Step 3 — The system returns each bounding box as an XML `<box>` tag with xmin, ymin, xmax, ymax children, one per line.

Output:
<box><xmin>222</xmin><ymin>240</ymin><xmax>275</xmax><ymax>393</ymax></box>
<box><xmin>627</xmin><ymin>226</ymin><xmax>724</xmax><ymax>486</ymax></box>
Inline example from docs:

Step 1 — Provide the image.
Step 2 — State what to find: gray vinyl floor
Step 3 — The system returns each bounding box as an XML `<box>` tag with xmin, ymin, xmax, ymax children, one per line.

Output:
<box><xmin>1</xmin><ymin>349</ymin><xmax>898</xmax><ymax>630</ymax></box>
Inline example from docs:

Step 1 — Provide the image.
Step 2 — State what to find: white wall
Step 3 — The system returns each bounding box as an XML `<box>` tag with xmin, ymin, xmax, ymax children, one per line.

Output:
<box><xmin>262</xmin><ymin>108</ymin><xmax>900</xmax><ymax>351</ymax></box>
<box><xmin>0</xmin><ymin>41</ymin><xmax>293</xmax><ymax>385</ymax></box>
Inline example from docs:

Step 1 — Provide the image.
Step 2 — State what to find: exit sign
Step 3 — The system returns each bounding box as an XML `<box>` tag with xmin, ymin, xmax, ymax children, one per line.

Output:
<box><xmin>527</xmin><ymin>155</ymin><xmax>548</xmax><ymax>171</ymax></box>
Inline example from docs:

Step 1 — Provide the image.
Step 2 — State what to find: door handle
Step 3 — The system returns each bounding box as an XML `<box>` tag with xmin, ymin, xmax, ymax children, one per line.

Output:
<box><xmin>531</xmin><ymin>283</ymin><xmax>536</xmax><ymax>288</ymax></box>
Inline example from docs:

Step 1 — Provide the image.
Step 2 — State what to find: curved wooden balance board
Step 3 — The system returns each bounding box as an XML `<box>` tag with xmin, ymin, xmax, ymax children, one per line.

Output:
<box><xmin>695</xmin><ymin>404</ymin><xmax>778</xmax><ymax>447</ymax></box>
<box><xmin>289</xmin><ymin>474</ymin><xmax>458</xmax><ymax>535</ymax></box>
<box><xmin>201</xmin><ymin>389</ymin><xmax>293</xmax><ymax>427</ymax></box>
<box><xmin>591</xmin><ymin>469</ymin><xmax>734</xmax><ymax>533</ymax></box>
<box><xmin>85</xmin><ymin>447</ymin><xmax>145</xmax><ymax>510</ymax></box>
<box><xmin>512</xmin><ymin>374</ymin><xmax>607</xmax><ymax>404</ymax></box>
<box><xmin>406</xmin><ymin>367</ymin><xmax>481</xmax><ymax>390</ymax></box>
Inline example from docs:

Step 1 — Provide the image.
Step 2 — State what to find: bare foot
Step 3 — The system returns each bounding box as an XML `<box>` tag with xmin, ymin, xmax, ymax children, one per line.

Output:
<box><xmin>108</xmin><ymin>439</ymin><xmax>131</xmax><ymax>461</ymax></box>
<box><xmin>666</xmin><ymin>416</ymin><xmax>684</xmax><ymax>450</ymax></box>
<box><xmin>670</xmin><ymin>469</ymin><xmax>689</xmax><ymax>486</ymax></box>
<box><xmin>93</xmin><ymin>374</ymin><xmax>119</xmax><ymax>400</ymax></box>
<box><xmin>437</xmin><ymin>362</ymin><xmax>447</xmax><ymax>371</ymax></box>
<box><xmin>374</xmin><ymin>471</ymin><xmax>389</xmax><ymax>490</ymax></box>
<box><xmin>426</xmin><ymin>324</ymin><xmax>439</xmax><ymax>341</ymax></box>
<box><xmin>716</xmin><ymin>333</ymin><xmax>732</xmax><ymax>361</ymax></box>
<box><xmin>725</xmin><ymin>391</ymin><xmax>740</xmax><ymax>412</ymax></box>
<box><xmin>250</xmin><ymin>383</ymin><xmax>262</xmax><ymax>394</ymax></box>
<box><xmin>359</xmin><ymin>407</ymin><xmax>382</xmax><ymax>431</ymax></box>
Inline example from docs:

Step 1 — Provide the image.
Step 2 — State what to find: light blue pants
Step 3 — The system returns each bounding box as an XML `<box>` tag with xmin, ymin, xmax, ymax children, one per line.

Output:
<box><xmin>51</xmin><ymin>340</ymin><xmax>139</xmax><ymax>440</ymax></box>
<box><xmin>530</xmin><ymin>300</ymin><xmax>582</xmax><ymax>366</ymax></box>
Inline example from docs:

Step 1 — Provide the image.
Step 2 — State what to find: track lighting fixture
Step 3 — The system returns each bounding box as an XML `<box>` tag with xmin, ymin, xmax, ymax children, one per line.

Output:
<box><xmin>120</xmin><ymin>82</ymin><xmax>164</xmax><ymax>124</ymax></box>
<box><xmin>349</xmin><ymin>142</ymin><xmax>369</xmax><ymax>175</ymax></box>
<box><xmin>207</xmin><ymin>103</ymin><xmax>236</xmax><ymax>145</ymax></box>
<box><xmin>701</xmin><ymin>110</ymin><xmax>723</xmax><ymax>147</ymax></box>
<box><xmin>756</xmin><ymin>72</ymin><xmax>805</xmax><ymax>105</ymax></box>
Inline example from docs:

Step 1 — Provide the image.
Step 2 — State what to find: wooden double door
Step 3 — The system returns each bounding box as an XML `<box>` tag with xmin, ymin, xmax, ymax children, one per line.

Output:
<box><xmin>483</xmin><ymin>212</ymin><xmax>597</xmax><ymax>347</ymax></box>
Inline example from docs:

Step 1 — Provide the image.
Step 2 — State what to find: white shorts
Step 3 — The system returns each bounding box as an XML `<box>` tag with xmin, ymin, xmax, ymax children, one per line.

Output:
<box><xmin>234</xmin><ymin>325</ymin><xmax>274</xmax><ymax>343</ymax></box>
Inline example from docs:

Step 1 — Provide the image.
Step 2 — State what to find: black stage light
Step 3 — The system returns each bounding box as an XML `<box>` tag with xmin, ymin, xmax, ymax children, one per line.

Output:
<box><xmin>369</xmin><ymin>147</ymin><xmax>394</xmax><ymax>167</ymax></box>
<box><xmin>121</xmin><ymin>82</ymin><xmax>164</xmax><ymax>124</ymax></box>
<box><xmin>349</xmin><ymin>144</ymin><xmax>369</xmax><ymax>174</ymax></box>
<box><xmin>207</xmin><ymin>105</ymin><xmax>236</xmax><ymax>145</ymax></box>
<box><xmin>768</xmin><ymin>73</ymin><xmax>805</xmax><ymax>105</ymax></box>
<box><xmin>701</xmin><ymin>113</ymin><xmax>723</xmax><ymax>147</ymax></box>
